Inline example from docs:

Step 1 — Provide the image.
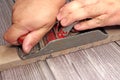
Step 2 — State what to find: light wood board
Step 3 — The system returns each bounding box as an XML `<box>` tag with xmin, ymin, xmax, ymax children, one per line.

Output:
<box><xmin>46</xmin><ymin>42</ymin><xmax>120</xmax><ymax>80</ymax></box>
<box><xmin>0</xmin><ymin>0</ymin><xmax>120</xmax><ymax>71</ymax></box>
<box><xmin>0</xmin><ymin>42</ymin><xmax>120</xmax><ymax>80</ymax></box>
<box><xmin>0</xmin><ymin>73</ymin><xmax>2</xmax><ymax>80</ymax></box>
<box><xmin>0</xmin><ymin>1</ymin><xmax>120</xmax><ymax>80</ymax></box>
<box><xmin>1</xmin><ymin>61</ymin><xmax>55</xmax><ymax>80</ymax></box>
<box><xmin>116</xmin><ymin>41</ymin><xmax>120</xmax><ymax>45</ymax></box>
<box><xmin>0</xmin><ymin>28</ymin><xmax>120</xmax><ymax>71</ymax></box>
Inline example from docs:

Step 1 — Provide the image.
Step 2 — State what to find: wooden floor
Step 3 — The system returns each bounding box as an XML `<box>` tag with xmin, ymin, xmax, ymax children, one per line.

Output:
<box><xmin>0</xmin><ymin>0</ymin><xmax>120</xmax><ymax>80</ymax></box>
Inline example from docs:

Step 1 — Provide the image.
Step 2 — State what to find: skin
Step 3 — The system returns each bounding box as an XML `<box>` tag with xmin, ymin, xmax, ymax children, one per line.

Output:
<box><xmin>57</xmin><ymin>0</ymin><xmax>120</xmax><ymax>30</ymax></box>
<box><xmin>4</xmin><ymin>0</ymin><xmax>66</xmax><ymax>53</ymax></box>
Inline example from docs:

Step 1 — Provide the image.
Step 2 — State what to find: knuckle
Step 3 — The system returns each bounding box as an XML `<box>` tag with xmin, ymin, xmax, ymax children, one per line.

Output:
<box><xmin>95</xmin><ymin>17</ymin><xmax>105</xmax><ymax>26</ymax></box>
<box><xmin>85</xmin><ymin>21</ymin><xmax>91</xmax><ymax>27</ymax></box>
<box><xmin>13</xmin><ymin>18</ymin><xmax>29</xmax><ymax>28</ymax></box>
<box><xmin>4</xmin><ymin>33</ymin><xmax>11</xmax><ymax>43</ymax></box>
<box><xmin>3</xmin><ymin>33</ymin><xmax>8</xmax><ymax>41</ymax></box>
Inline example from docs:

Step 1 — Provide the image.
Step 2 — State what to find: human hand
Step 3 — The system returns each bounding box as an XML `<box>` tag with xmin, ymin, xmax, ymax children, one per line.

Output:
<box><xmin>57</xmin><ymin>0</ymin><xmax>120</xmax><ymax>30</ymax></box>
<box><xmin>4</xmin><ymin>0</ymin><xmax>65</xmax><ymax>53</ymax></box>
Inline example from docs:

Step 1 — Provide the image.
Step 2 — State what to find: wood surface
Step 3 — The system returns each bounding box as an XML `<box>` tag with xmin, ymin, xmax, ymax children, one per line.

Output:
<box><xmin>47</xmin><ymin>42</ymin><xmax>120</xmax><ymax>80</ymax></box>
<box><xmin>1</xmin><ymin>61</ymin><xmax>55</xmax><ymax>80</ymax></box>
<box><xmin>0</xmin><ymin>0</ymin><xmax>120</xmax><ymax>71</ymax></box>
<box><xmin>0</xmin><ymin>0</ymin><xmax>120</xmax><ymax>80</ymax></box>
<box><xmin>0</xmin><ymin>42</ymin><xmax>120</xmax><ymax>80</ymax></box>
<box><xmin>0</xmin><ymin>0</ymin><xmax>13</xmax><ymax>45</ymax></box>
<box><xmin>0</xmin><ymin>73</ymin><xmax>2</xmax><ymax>80</ymax></box>
<box><xmin>116</xmin><ymin>41</ymin><xmax>120</xmax><ymax>45</ymax></box>
<box><xmin>0</xmin><ymin>28</ymin><xmax>120</xmax><ymax>71</ymax></box>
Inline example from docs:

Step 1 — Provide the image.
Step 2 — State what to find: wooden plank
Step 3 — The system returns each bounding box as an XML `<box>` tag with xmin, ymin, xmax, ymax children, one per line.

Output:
<box><xmin>83</xmin><ymin>43</ymin><xmax>120</xmax><ymax>80</ymax></box>
<box><xmin>0</xmin><ymin>73</ymin><xmax>2</xmax><ymax>80</ymax></box>
<box><xmin>47</xmin><ymin>53</ymin><xmax>103</xmax><ymax>80</ymax></box>
<box><xmin>1</xmin><ymin>43</ymin><xmax>120</xmax><ymax>80</ymax></box>
<box><xmin>47</xmin><ymin>42</ymin><xmax>120</xmax><ymax>80</ymax></box>
<box><xmin>0</xmin><ymin>0</ymin><xmax>13</xmax><ymax>45</ymax></box>
<box><xmin>1</xmin><ymin>61</ymin><xmax>55</xmax><ymax>80</ymax></box>
<box><xmin>47</xmin><ymin>56</ymin><xmax>82</xmax><ymax>80</ymax></box>
<box><xmin>1</xmin><ymin>42</ymin><xmax>120</xmax><ymax>80</ymax></box>
<box><xmin>37</xmin><ymin>61</ymin><xmax>55</xmax><ymax>80</ymax></box>
<box><xmin>0</xmin><ymin>0</ymin><xmax>120</xmax><ymax>71</ymax></box>
<box><xmin>118</xmin><ymin>41</ymin><xmax>120</xmax><ymax>44</ymax></box>
<box><xmin>0</xmin><ymin>45</ymin><xmax>53</xmax><ymax>71</ymax></box>
<box><xmin>116</xmin><ymin>40</ymin><xmax>120</xmax><ymax>45</ymax></box>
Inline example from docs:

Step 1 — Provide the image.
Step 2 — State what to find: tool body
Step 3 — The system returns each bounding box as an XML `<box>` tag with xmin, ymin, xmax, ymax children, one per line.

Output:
<box><xmin>18</xmin><ymin>22</ymin><xmax>108</xmax><ymax>60</ymax></box>
<box><xmin>0</xmin><ymin>26</ymin><xmax>119</xmax><ymax>71</ymax></box>
<box><xmin>17</xmin><ymin>0</ymin><xmax>108</xmax><ymax>60</ymax></box>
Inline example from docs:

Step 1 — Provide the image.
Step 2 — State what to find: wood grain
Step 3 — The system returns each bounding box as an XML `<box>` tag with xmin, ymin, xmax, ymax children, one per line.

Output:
<box><xmin>47</xmin><ymin>52</ymin><xmax>103</xmax><ymax>80</ymax></box>
<box><xmin>1</xmin><ymin>42</ymin><xmax>120</xmax><ymax>80</ymax></box>
<box><xmin>0</xmin><ymin>0</ymin><xmax>13</xmax><ymax>45</ymax></box>
<box><xmin>84</xmin><ymin>43</ymin><xmax>120</xmax><ymax>80</ymax></box>
<box><xmin>1</xmin><ymin>61</ymin><xmax>55</xmax><ymax>80</ymax></box>
<box><xmin>0</xmin><ymin>27</ymin><xmax>120</xmax><ymax>71</ymax></box>
<box><xmin>0</xmin><ymin>0</ymin><xmax>120</xmax><ymax>71</ymax></box>
<box><xmin>47</xmin><ymin>42</ymin><xmax>120</xmax><ymax>80</ymax></box>
<box><xmin>37</xmin><ymin>61</ymin><xmax>55</xmax><ymax>80</ymax></box>
<box><xmin>0</xmin><ymin>0</ymin><xmax>120</xmax><ymax>80</ymax></box>
<box><xmin>0</xmin><ymin>73</ymin><xmax>2</xmax><ymax>80</ymax></box>
<box><xmin>116</xmin><ymin>41</ymin><xmax>120</xmax><ymax>45</ymax></box>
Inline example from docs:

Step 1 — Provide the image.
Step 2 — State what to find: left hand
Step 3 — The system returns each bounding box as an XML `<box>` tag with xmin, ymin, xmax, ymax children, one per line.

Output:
<box><xmin>4</xmin><ymin>0</ymin><xmax>65</xmax><ymax>53</ymax></box>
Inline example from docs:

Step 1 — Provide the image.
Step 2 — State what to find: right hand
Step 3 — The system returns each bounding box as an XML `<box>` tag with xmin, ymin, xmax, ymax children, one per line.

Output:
<box><xmin>57</xmin><ymin>0</ymin><xmax>120</xmax><ymax>30</ymax></box>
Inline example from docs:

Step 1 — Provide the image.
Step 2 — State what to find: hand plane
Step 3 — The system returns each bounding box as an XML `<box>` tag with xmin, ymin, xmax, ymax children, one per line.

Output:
<box><xmin>17</xmin><ymin>21</ymin><xmax>108</xmax><ymax>60</ymax></box>
<box><xmin>16</xmin><ymin>0</ymin><xmax>119</xmax><ymax>60</ymax></box>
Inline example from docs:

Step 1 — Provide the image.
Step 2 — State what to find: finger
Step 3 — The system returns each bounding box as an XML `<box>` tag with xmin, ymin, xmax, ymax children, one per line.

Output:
<box><xmin>22</xmin><ymin>25</ymin><xmax>52</xmax><ymax>53</ymax></box>
<box><xmin>57</xmin><ymin>1</ymin><xmax>85</xmax><ymax>21</ymax></box>
<box><xmin>57</xmin><ymin>0</ymin><xmax>98</xmax><ymax>21</ymax></box>
<box><xmin>58</xmin><ymin>1</ymin><xmax>107</xmax><ymax>27</ymax></box>
<box><xmin>74</xmin><ymin>14</ymin><xmax>109</xmax><ymax>30</ymax></box>
<box><xmin>60</xmin><ymin>7</ymin><xmax>90</xmax><ymax>27</ymax></box>
<box><xmin>4</xmin><ymin>24</ymin><xmax>29</xmax><ymax>45</ymax></box>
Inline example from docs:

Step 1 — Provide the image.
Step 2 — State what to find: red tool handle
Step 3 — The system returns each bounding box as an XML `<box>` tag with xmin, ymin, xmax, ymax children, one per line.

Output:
<box><xmin>18</xmin><ymin>33</ymin><xmax>28</xmax><ymax>44</ymax></box>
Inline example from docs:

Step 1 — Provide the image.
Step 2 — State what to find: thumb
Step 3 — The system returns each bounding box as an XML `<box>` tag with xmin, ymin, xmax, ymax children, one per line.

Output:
<box><xmin>22</xmin><ymin>26</ymin><xmax>51</xmax><ymax>53</ymax></box>
<box><xmin>4</xmin><ymin>24</ymin><xmax>29</xmax><ymax>45</ymax></box>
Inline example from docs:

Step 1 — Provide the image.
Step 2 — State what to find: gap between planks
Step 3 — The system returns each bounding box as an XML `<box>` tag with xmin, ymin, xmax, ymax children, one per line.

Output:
<box><xmin>115</xmin><ymin>41</ymin><xmax>120</xmax><ymax>46</ymax></box>
<box><xmin>1</xmin><ymin>61</ymin><xmax>55</xmax><ymax>80</ymax></box>
<box><xmin>46</xmin><ymin>42</ymin><xmax>120</xmax><ymax>80</ymax></box>
<box><xmin>0</xmin><ymin>41</ymin><xmax>120</xmax><ymax>80</ymax></box>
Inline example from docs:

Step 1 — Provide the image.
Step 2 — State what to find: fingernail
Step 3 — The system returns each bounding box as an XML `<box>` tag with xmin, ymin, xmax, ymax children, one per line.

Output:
<box><xmin>61</xmin><ymin>18</ymin><xmax>67</xmax><ymax>26</ymax></box>
<box><xmin>75</xmin><ymin>24</ymin><xmax>87</xmax><ymax>31</ymax></box>
<box><xmin>24</xmin><ymin>44</ymin><xmax>32</xmax><ymax>54</ymax></box>
<box><xmin>74</xmin><ymin>24</ymin><xmax>80</xmax><ymax>30</ymax></box>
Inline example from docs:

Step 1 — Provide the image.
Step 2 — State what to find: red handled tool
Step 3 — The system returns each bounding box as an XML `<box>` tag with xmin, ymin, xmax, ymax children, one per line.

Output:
<box><xmin>17</xmin><ymin>0</ymin><xmax>108</xmax><ymax>60</ymax></box>
<box><xmin>18</xmin><ymin>33</ymin><xmax>29</xmax><ymax>44</ymax></box>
